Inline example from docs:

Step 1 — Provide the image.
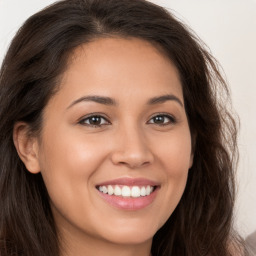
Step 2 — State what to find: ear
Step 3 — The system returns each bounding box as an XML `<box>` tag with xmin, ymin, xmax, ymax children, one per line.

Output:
<box><xmin>13</xmin><ymin>122</ymin><xmax>41</xmax><ymax>174</ymax></box>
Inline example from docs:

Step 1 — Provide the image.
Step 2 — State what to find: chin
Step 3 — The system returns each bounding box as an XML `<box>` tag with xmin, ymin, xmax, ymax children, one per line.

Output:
<box><xmin>104</xmin><ymin>230</ymin><xmax>154</xmax><ymax>245</ymax></box>
<box><xmin>96</xmin><ymin>217</ymin><xmax>162</xmax><ymax>245</ymax></box>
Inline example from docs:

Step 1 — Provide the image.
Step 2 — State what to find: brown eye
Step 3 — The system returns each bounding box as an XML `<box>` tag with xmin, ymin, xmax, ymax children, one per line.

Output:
<box><xmin>148</xmin><ymin>114</ymin><xmax>176</xmax><ymax>126</ymax></box>
<box><xmin>79</xmin><ymin>115</ymin><xmax>110</xmax><ymax>127</ymax></box>
<box><xmin>88</xmin><ymin>116</ymin><xmax>103</xmax><ymax>125</ymax></box>
<box><xmin>153</xmin><ymin>116</ymin><xmax>165</xmax><ymax>124</ymax></box>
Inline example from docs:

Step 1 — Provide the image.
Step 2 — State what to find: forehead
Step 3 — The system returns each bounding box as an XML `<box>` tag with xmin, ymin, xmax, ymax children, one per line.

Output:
<box><xmin>52</xmin><ymin>37</ymin><xmax>184</xmax><ymax>108</ymax></box>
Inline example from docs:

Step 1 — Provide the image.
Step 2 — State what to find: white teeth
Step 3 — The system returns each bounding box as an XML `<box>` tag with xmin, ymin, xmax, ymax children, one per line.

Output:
<box><xmin>102</xmin><ymin>186</ymin><xmax>107</xmax><ymax>194</ymax></box>
<box><xmin>131</xmin><ymin>186</ymin><xmax>140</xmax><ymax>198</ymax></box>
<box><xmin>114</xmin><ymin>185</ymin><xmax>122</xmax><ymax>196</ymax></box>
<box><xmin>98</xmin><ymin>185</ymin><xmax>155</xmax><ymax>197</ymax></box>
<box><xmin>140</xmin><ymin>186</ymin><xmax>146</xmax><ymax>196</ymax></box>
<box><xmin>146</xmin><ymin>185</ymin><xmax>151</xmax><ymax>195</ymax></box>
<box><xmin>108</xmin><ymin>185</ymin><xmax>114</xmax><ymax>195</ymax></box>
<box><xmin>122</xmin><ymin>186</ymin><xmax>131</xmax><ymax>197</ymax></box>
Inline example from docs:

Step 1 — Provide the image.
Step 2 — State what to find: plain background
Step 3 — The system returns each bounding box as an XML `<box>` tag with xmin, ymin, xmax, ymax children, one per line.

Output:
<box><xmin>0</xmin><ymin>0</ymin><xmax>255</xmax><ymax>238</ymax></box>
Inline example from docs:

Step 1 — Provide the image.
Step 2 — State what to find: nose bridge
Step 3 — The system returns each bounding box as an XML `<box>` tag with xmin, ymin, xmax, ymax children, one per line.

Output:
<box><xmin>111</xmin><ymin>120</ymin><xmax>154</xmax><ymax>168</ymax></box>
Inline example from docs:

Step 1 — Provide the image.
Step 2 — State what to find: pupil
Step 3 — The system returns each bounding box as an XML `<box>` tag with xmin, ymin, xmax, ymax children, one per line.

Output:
<box><xmin>154</xmin><ymin>116</ymin><xmax>164</xmax><ymax>123</ymax></box>
<box><xmin>90</xmin><ymin>116</ymin><xmax>101</xmax><ymax>125</ymax></box>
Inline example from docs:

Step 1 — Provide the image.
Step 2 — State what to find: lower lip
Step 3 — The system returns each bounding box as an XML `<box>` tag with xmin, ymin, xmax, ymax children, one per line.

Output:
<box><xmin>97</xmin><ymin>188</ymin><xmax>159</xmax><ymax>211</ymax></box>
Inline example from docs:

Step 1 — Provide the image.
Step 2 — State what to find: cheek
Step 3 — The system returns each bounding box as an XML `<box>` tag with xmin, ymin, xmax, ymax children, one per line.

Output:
<box><xmin>37</xmin><ymin>130</ymin><xmax>110</xmax><ymax>231</ymax></box>
<box><xmin>38</xmin><ymin>129</ymin><xmax>107</xmax><ymax>203</ymax></box>
<box><xmin>157</xmin><ymin>127</ymin><xmax>192</xmax><ymax>175</ymax></box>
<box><xmin>39</xmin><ymin>127</ymin><xmax>106</xmax><ymax>173</ymax></box>
<box><xmin>166</xmin><ymin>131</ymin><xmax>191</xmax><ymax>192</ymax></box>
<box><xmin>153</xmin><ymin>128</ymin><xmax>191</xmax><ymax>222</ymax></box>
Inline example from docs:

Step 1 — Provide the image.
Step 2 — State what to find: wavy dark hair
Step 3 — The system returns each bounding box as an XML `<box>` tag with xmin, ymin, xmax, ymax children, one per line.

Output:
<box><xmin>0</xmin><ymin>0</ymin><xmax>247</xmax><ymax>255</ymax></box>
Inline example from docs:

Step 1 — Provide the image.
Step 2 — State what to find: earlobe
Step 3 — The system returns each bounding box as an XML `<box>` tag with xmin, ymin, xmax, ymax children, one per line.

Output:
<box><xmin>13</xmin><ymin>122</ymin><xmax>41</xmax><ymax>174</ymax></box>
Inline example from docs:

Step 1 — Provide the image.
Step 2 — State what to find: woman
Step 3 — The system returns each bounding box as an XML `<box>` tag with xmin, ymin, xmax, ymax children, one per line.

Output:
<box><xmin>0</xmin><ymin>0</ymin><xmax>248</xmax><ymax>255</ymax></box>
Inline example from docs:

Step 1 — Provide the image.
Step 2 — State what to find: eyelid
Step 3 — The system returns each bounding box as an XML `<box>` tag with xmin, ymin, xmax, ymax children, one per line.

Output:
<box><xmin>78</xmin><ymin>113</ymin><xmax>111</xmax><ymax>126</ymax></box>
<box><xmin>147</xmin><ymin>113</ymin><xmax>177</xmax><ymax>125</ymax></box>
<box><xmin>77</xmin><ymin>112</ymin><xmax>176</xmax><ymax>127</ymax></box>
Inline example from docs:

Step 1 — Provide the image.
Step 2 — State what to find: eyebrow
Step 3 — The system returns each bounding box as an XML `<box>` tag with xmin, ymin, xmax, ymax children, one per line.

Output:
<box><xmin>147</xmin><ymin>94</ymin><xmax>183</xmax><ymax>107</ymax></box>
<box><xmin>67</xmin><ymin>95</ymin><xmax>117</xmax><ymax>109</ymax></box>
<box><xmin>67</xmin><ymin>93</ymin><xmax>183</xmax><ymax>109</ymax></box>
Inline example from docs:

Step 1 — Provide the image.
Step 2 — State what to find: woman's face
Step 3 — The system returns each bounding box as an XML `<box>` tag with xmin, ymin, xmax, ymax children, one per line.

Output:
<box><xmin>35</xmin><ymin>37</ymin><xmax>193</xmax><ymax>247</ymax></box>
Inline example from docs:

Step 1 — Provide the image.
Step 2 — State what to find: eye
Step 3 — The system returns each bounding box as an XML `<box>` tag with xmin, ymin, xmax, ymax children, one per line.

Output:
<box><xmin>147</xmin><ymin>114</ymin><xmax>176</xmax><ymax>126</ymax></box>
<box><xmin>79</xmin><ymin>114</ymin><xmax>110</xmax><ymax>127</ymax></box>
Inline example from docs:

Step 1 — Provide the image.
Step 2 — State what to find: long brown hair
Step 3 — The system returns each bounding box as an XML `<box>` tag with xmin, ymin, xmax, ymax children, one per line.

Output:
<box><xmin>0</xmin><ymin>0</ymin><xmax>246</xmax><ymax>255</ymax></box>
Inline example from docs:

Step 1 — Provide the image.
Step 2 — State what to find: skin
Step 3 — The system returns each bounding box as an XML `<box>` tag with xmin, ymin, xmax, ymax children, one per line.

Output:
<box><xmin>14</xmin><ymin>37</ymin><xmax>193</xmax><ymax>256</ymax></box>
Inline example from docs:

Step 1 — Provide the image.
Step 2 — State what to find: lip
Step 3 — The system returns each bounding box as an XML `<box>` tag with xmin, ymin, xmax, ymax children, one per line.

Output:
<box><xmin>96</xmin><ymin>177</ymin><xmax>160</xmax><ymax>211</ymax></box>
<box><xmin>96</xmin><ymin>177</ymin><xmax>160</xmax><ymax>187</ymax></box>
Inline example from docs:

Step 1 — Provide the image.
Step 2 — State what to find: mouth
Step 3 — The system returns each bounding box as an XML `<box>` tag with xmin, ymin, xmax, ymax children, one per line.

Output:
<box><xmin>95</xmin><ymin>178</ymin><xmax>160</xmax><ymax>210</ymax></box>
<box><xmin>96</xmin><ymin>185</ymin><xmax>157</xmax><ymax>198</ymax></box>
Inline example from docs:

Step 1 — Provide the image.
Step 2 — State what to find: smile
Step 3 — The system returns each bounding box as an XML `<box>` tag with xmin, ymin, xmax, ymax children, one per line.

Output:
<box><xmin>96</xmin><ymin>178</ymin><xmax>160</xmax><ymax>210</ymax></box>
<box><xmin>97</xmin><ymin>185</ymin><xmax>155</xmax><ymax>198</ymax></box>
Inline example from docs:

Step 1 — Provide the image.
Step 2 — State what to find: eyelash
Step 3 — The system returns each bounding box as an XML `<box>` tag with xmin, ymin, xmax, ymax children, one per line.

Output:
<box><xmin>147</xmin><ymin>113</ymin><xmax>176</xmax><ymax>126</ymax></box>
<box><xmin>78</xmin><ymin>114</ymin><xmax>110</xmax><ymax>128</ymax></box>
<box><xmin>78</xmin><ymin>113</ymin><xmax>176</xmax><ymax>128</ymax></box>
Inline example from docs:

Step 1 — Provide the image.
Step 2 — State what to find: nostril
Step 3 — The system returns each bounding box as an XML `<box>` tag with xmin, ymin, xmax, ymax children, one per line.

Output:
<box><xmin>110</xmin><ymin>143</ymin><xmax>154</xmax><ymax>168</ymax></box>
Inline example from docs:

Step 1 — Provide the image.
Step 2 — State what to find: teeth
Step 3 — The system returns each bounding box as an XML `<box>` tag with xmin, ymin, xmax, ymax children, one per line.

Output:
<box><xmin>140</xmin><ymin>186</ymin><xmax>146</xmax><ymax>196</ymax></box>
<box><xmin>122</xmin><ymin>186</ymin><xmax>131</xmax><ymax>197</ymax></box>
<box><xmin>146</xmin><ymin>185</ymin><xmax>150</xmax><ymax>195</ymax></box>
<box><xmin>98</xmin><ymin>185</ymin><xmax>155</xmax><ymax>197</ymax></box>
<box><xmin>114</xmin><ymin>185</ymin><xmax>121</xmax><ymax>196</ymax></box>
<box><xmin>108</xmin><ymin>185</ymin><xmax>114</xmax><ymax>195</ymax></box>
<box><xmin>131</xmin><ymin>186</ymin><xmax>140</xmax><ymax>198</ymax></box>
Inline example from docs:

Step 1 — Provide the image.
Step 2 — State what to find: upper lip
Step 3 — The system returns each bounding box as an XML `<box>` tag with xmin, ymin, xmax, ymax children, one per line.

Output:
<box><xmin>96</xmin><ymin>177</ymin><xmax>160</xmax><ymax>187</ymax></box>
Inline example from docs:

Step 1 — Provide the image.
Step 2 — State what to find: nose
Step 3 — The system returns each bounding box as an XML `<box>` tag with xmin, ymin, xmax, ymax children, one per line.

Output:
<box><xmin>110</xmin><ymin>125</ymin><xmax>154</xmax><ymax>169</ymax></box>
